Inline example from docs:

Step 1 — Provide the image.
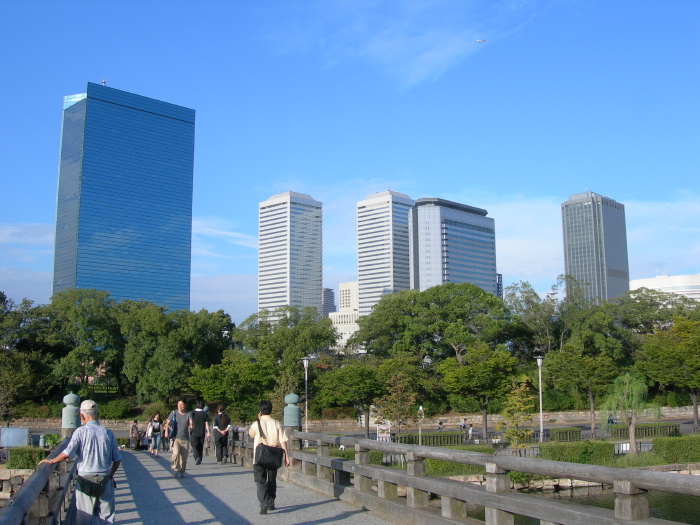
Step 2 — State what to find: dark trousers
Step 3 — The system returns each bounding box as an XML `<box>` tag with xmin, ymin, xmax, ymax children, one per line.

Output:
<box><xmin>254</xmin><ymin>465</ymin><xmax>277</xmax><ymax>509</ymax></box>
<box><xmin>191</xmin><ymin>436</ymin><xmax>205</xmax><ymax>462</ymax></box>
<box><xmin>215</xmin><ymin>434</ymin><xmax>228</xmax><ymax>462</ymax></box>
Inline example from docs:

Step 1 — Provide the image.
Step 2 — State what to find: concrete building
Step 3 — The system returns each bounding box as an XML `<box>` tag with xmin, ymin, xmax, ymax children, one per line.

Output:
<box><xmin>329</xmin><ymin>281</ymin><xmax>360</xmax><ymax>351</ymax></box>
<box><xmin>258</xmin><ymin>191</ymin><xmax>322</xmax><ymax>317</ymax></box>
<box><xmin>357</xmin><ymin>190</ymin><xmax>416</xmax><ymax>316</ymax></box>
<box><xmin>408</xmin><ymin>198</ymin><xmax>498</xmax><ymax>295</ymax></box>
<box><xmin>52</xmin><ymin>82</ymin><xmax>194</xmax><ymax>310</ymax></box>
<box><xmin>561</xmin><ymin>191</ymin><xmax>629</xmax><ymax>302</ymax></box>
<box><xmin>321</xmin><ymin>288</ymin><xmax>337</xmax><ymax>317</ymax></box>
<box><xmin>630</xmin><ymin>274</ymin><xmax>700</xmax><ymax>302</ymax></box>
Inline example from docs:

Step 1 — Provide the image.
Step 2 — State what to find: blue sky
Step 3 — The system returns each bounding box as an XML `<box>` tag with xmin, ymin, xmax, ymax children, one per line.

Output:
<box><xmin>1</xmin><ymin>0</ymin><xmax>698</xmax><ymax>324</ymax></box>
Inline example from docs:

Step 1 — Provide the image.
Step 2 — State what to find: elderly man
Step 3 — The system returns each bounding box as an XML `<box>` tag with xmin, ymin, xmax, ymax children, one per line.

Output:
<box><xmin>40</xmin><ymin>399</ymin><xmax>122</xmax><ymax>525</ymax></box>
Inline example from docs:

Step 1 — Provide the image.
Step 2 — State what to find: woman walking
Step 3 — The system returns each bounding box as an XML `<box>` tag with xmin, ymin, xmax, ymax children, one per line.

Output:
<box><xmin>147</xmin><ymin>412</ymin><xmax>163</xmax><ymax>457</ymax></box>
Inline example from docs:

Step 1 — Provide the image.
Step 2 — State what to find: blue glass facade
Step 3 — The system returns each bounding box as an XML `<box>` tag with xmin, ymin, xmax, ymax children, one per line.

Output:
<box><xmin>52</xmin><ymin>83</ymin><xmax>195</xmax><ymax>310</ymax></box>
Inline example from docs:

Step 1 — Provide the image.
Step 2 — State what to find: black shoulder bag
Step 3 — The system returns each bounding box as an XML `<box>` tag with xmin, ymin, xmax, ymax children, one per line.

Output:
<box><xmin>255</xmin><ymin>420</ymin><xmax>285</xmax><ymax>470</ymax></box>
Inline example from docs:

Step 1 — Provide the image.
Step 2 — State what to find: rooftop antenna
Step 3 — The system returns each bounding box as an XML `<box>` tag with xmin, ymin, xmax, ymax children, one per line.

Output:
<box><xmin>101</xmin><ymin>78</ymin><xmax>107</xmax><ymax>86</ymax></box>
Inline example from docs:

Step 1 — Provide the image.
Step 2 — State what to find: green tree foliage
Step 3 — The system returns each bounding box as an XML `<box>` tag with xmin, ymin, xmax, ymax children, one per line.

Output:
<box><xmin>438</xmin><ymin>342</ymin><xmax>517</xmax><ymax>441</ymax></box>
<box><xmin>637</xmin><ymin>317</ymin><xmax>700</xmax><ymax>430</ymax></box>
<box><xmin>374</xmin><ymin>372</ymin><xmax>419</xmax><ymax>439</ymax></box>
<box><xmin>600</xmin><ymin>373</ymin><xmax>659</xmax><ymax>456</ymax></box>
<box><xmin>504</xmin><ymin>281</ymin><xmax>557</xmax><ymax>355</ymax></box>
<box><xmin>496</xmin><ymin>381</ymin><xmax>535</xmax><ymax>454</ymax></box>
<box><xmin>314</xmin><ymin>358</ymin><xmax>385</xmax><ymax>438</ymax></box>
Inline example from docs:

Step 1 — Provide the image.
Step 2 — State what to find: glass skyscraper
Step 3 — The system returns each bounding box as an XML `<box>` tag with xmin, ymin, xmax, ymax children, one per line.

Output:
<box><xmin>356</xmin><ymin>190</ymin><xmax>415</xmax><ymax>316</ymax></box>
<box><xmin>561</xmin><ymin>191</ymin><xmax>629</xmax><ymax>302</ymax></box>
<box><xmin>258</xmin><ymin>191</ymin><xmax>322</xmax><ymax>316</ymax></box>
<box><xmin>52</xmin><ymin>82</ymin><xmax>195</xmax><ymax>310</ymax></box>
<box><xmin>409</xmin><ymin>198</ymin><xmax>498</xmax><ymax>295</ymax></box>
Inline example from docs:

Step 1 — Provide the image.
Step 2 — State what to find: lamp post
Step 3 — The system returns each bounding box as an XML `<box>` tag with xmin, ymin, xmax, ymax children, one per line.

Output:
<box><xmin>535</xmin><ymin>353</ymin><xmax>544</xmax><ymax>443</ymax></box>
<box><xmin>300</xmin><ymin>357</ymin><xmax>311</xmax><ymax>440</ymax></box>
<box><xmin>417</xmin><ymin>406</ymin><xmax>424</xmax><ymax>446</ymax></box>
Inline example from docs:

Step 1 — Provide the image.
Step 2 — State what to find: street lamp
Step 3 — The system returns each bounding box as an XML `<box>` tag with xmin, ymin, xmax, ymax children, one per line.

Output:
<box><xmin>417</xmin><ymin>406</ymin><xmax>424</xmax><ymax>446</ymax></box>
<box><xmin>300</xmin><ymin>356</ymin><xmax>311</xmax><ymax>439</ymax></box>
<box><xmin>534</xmin><ymin>352</ymin><xmax>544</xmax><ymax>443</ymax></box>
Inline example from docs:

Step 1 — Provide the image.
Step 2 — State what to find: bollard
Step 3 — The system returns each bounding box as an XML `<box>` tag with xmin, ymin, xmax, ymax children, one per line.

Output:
<box><xmin>39</xmin><ymin>434</ymin><xmax>46</xmax><ymax>448</ymax></box>
<box><xmin>61</xmin><ymin>392</ymin><xmax>80</xmax><ymax>440</ymax></box>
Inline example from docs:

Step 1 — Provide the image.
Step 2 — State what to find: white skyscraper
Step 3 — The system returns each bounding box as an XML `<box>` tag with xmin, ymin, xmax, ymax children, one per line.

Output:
<box><xmin>562</xmin><ymin>191</ymin><xmax>629</xmax><ymax>302</ymax></box>
<box><xmin>258</xmin><ymin>191</ymin><xmax>322</xmax><ymax>316</ymax></box>
<box><xmin>357</xmin><ymin>190</ymin><xmax>416</xmax><ymax>316</ymax></box>
<box><xmin>329</xmin><ymin>281</ymin><xmax>360</xmax><ymax>351</ymax></box>
<box><xmin>409</xmin><ymin>198</ymin><xmax>498</xmax><ymax>295</ymax></box>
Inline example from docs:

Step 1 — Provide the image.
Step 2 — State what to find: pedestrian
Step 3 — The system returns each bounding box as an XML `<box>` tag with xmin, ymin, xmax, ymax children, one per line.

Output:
<box><xmin>129</xmin><ymin>420</ymin><xmax>139</xmax><ymax>450</ymax></box>
<box><xmin>437</xmin><ymin>421</ymin><xmax>444</xmax><ymax>431</ymax></box>
<box><xmin>468</xmin><ymin>423</ymin><xmax>473</xmax><ymax>443</ymax></box>
<box><xmin>190</xmin><ymin>399</ymin><xmax>210</xmax><ymax>465</ymax></box>
<box><xmin>213</xmin><ymin>404</ymin><xmax>232</xmax><ymax>463</ymax></box>
<box><xmin>147</xmin><ymin>412</ymin><xmax>162</xmax><ymax>457</ymax></box>
<box><xmin>39</xmin><ymin>400</ymin><xmax>121</xmax><ymax>525</ymax></box>
<box><xmin>165</xmin><ymin>398</ymin><xmax>192</xmax><ymax>479</ymax></box>
<box><xmin>248</xmin><ymin>400</ymin><xmax>290</xmax><ymax>515</ymax></box>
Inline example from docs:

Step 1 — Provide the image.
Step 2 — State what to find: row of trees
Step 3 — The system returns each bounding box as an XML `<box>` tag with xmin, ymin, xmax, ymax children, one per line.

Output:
<box><xmin>2</xmin><ymin>278</ymin><xmax>699</xmax><ymax>443</ymax></box>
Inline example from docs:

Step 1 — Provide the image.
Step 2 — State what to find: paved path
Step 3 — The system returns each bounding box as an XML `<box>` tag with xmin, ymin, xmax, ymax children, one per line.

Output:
<box><xmin>113</xmin><ymin>449</ymin><xmax>396</xmax><ymax>525</ymax></box>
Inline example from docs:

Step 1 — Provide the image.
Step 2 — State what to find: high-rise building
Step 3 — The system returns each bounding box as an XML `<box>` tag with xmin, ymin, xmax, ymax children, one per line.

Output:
<box><xmin>408</xmin><ymin>198</ymin><xmax>498</xmax><ymax>295</ymax></box>
<box><xmin>329</xmin><ymin>281</ymin><xmax>360</xmax><ymax>350</ymax></box>
<box><xmin>321</xmin><ymin>288</ymin><xmax>336</xmax><ymax>317</ymax></box>
<box><xmin>357</xmin><ymin>190</ymin><xmax>415</xmax><ymax>316</ymax></box>
<box><xmin>258</xmin><ymin>191</ymin><xmax>322</xmax><ymax>316</ymax></box>
<box><xmin>561</xmin><ymin>191</ymin><xmax>629</xmax><ymax>302</ymax></box>
<box><xmin>52</xmin><ymin>82</ymin><xmax>195</xmax><ymax>310</ymax></box>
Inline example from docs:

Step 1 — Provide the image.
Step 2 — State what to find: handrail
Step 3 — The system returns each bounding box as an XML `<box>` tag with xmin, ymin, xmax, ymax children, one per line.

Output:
<box><xmin>0</xmin><ymin>438</ymin><xmax>71</xmax><ymax>525</ymax></box>
<box><xmin>294</xmin><ymin>430</ymin><xmax>700</xmax><ymax>497</ymax></box>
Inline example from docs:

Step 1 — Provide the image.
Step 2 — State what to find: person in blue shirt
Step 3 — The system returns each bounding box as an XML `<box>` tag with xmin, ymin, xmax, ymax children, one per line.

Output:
<box><xmin>39</xmin><ymin>399</ymin><xmax>122</xmax><ymax>525</ymax></box>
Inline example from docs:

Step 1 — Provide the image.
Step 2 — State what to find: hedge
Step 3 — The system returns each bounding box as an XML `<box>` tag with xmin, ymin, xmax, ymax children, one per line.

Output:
<box><xmin>425</xmin><ymin>445</ymin><xmax>494</xmax><ymax>477</ymax></box>
<box><xmin>653</xmin><ymin>434</ymin><xmax>700</xmax><ymax>463</ymax></box>
<box><xmin>609</xmin><ymin>423</ymin><xmax>680</xmax><ymax>438</ymax></box>
<box><xmin>329</xmin><ymin>448</ymin><xmax>385</xmax><ymax>465</ymax></box>
<box><xmin>539</xmin><ymin>440</ymin><xmax>615</xmax><ymax>465</ymax></box>
<box><xmin>7</xmin><ymin>447</ymin><xmax>48</xmax><ymax>469</ymax></box>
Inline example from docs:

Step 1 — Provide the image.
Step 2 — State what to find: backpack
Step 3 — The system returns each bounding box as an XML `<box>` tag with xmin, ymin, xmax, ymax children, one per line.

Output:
<box><xmin>167</xmin><ymin>411</ymin><xmax>178</xmax><ymax>439</ymax></box>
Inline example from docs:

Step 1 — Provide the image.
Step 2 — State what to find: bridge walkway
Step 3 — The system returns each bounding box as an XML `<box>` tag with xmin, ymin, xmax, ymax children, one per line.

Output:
<box><xmin>113</xmin><ymin>449</ymin><xmax>395</xmax><ymax>525</ymax></box>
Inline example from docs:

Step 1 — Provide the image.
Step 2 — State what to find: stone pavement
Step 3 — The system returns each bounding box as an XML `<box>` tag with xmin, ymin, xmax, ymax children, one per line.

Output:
<box><xmin>114</xmin><ymin>449</ymin><xmax>396</xmax><ymax>525</ymax></box>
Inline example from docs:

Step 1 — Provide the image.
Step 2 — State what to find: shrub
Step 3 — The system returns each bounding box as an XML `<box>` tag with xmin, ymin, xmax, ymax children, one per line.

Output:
<box><xmin>508</xmin><ymin>470</ymin><xmax>538</xmax><ymax>487</ymax></box>
<box><xmin>7</xmin><ymin>447</ymin><xmax>48</xmax><ymax>469</ymax></box>
<box><xmin>44</xmin><ymin>434</ymin><xmax>61</xmax><ymax>447</ymax></box>
<box><xmin>424</xmin><ymin>445</ymin><xmax>493</xmax><ymax>477</ymax></box>
<box><xmin>543</xmin><ymin>389</ymin><xmax>576</xmax><ymax>411</ymax></box>
<box><xmin>666</xmin><ymin>391</ymin><xmax>691</xmax><ymax>408</ymax></box>
<box><xmin>539</xmin><ymin>440</ymin><xmax>614</xmax><ymax>465</ymax></box>
<box><xmin>329</xmin><ymin>448</ymin><xmax>384</xmax><ymax>464</ymax></box>
<box><xmin>448</xmin><ymin>394</ymin><xmax>480</xmax><ymax>413</ymax></box>
<box><xmin>14</xmin><ymin>401</ymin><xmax>52</xmax><ymax>419</ymax></box>
<box><xmin>653</xmin><ymin>434</ymin><xmax>700</xmax><ymax>463</ymax></box>
<box><xmin>321</xmin><ymin>407</ymin><xmax>356</xmax><ymax>420</ymax></box>
<box><xmin>116</xmin><ymin>438</ymin><xmax>130</xmax><ymax>448</ymax></box>
<box><xmin>99</xmin><ymin>399</ymin><xmax>131</xmax><ymax>420</ymax></box>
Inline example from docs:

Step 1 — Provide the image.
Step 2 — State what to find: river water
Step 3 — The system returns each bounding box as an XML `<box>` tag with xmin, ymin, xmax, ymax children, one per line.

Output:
<box><xmin>461</xmin><ymin>487</ymin><xmax>700</xmax><ymax>524</ymax></box>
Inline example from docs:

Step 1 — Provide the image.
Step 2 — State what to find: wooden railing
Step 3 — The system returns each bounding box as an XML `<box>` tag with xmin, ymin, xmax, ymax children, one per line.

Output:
<box><xmin>0</xmin><ymin>438</ymin><xmax>78</xmax><ymax>525</ymax></box>
<box><xmin>279</xmin><ymin>430</ymin><xmax>700</xmax><ymax>525</ymax></box>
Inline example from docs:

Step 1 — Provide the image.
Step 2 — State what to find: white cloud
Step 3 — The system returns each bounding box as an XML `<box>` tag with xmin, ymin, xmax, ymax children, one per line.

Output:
<box><xmin>192</xmin><ymin>217</ymin><xmax>257</xmax><ymax>249</ymax></box>
<box><xmin>0</xmin><ymin>268</ymin><xmax>51</xmax><ymax>305</ymax></box>
<box><xmin>0</xmin><ymin>223</ymin><xmax>54</xmax><ymax>246</ymax></box>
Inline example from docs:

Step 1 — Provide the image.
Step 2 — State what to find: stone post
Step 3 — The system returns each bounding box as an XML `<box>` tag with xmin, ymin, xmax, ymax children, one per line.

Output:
<box><xmin>485</xmin><ymin>462</ymin><xmax>514</xmax><ymax>525</ymax></box>
<box><xmin>406</xmin><ymin>451</ymin><xmax>428</xmax><ymax>508</ymax></box>
<box><xmin>283</xmin><ymin>393</ymin><xmax>302</xmax><ymax>476</ymax></box>
<box><xmin>354</xmin><ymin>444</ymin><xmax>373</xmax><ymax>492</ymax></box>
<box><xmin>317</xmin><ymin>444</ymin><xmax>331</xmax><ymax>481</ymax></box>
<box><xmin>614</xmin><ymin>480</ymin><xmax>649</xmax><ymax>521</ymax></box>
<box><xmin>61</xmin><ymin>392</ymin><xmax>80</xmax><ymax>441</ymax></box>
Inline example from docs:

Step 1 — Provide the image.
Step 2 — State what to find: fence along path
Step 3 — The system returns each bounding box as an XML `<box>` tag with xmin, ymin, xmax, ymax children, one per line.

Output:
<box><xmin>113</xmin><ymin>448</ymin><xmax>394</xmax><ymax>525</ymax></box>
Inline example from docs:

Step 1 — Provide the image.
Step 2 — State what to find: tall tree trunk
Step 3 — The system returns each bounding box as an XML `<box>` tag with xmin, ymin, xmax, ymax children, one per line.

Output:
<box><xmin>629</xmin><ymin>411</ymin><xmax>638</xmax><ymax>456</ymax></box>
<box><xmin>364</xmin><ymin>409</ymin><xmax>370</xmax><ymax>439</ymax></box>
<box><xmin>691</xmin><ymin>392</ymin><xmax>699</xmax><ymax>432</ymax></box>
<box><xmin>481</xmin><ymin>400</ymin><xmax>489</xmax><ymax>443</ymax></box>
<box><xmin>588</xmin><ymin>390</ymin><xmax>596</xmax><ymax>439</ymax></box>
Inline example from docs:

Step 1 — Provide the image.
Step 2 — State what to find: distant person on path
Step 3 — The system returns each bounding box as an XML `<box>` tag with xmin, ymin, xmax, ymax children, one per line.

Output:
<box><xmin>190</xmin><ymin>399</ymin><xmax>210</xmax><ymax>465</ymax></box>
<box><xmin>248</xmin><ymin>400</ymin><xmax>290</xmax><ymax>515</ymax></box>
<box><xmin>468</xmin><ymin>424</ymin><xmax>473</xmax><ymax>443</ymax></box>
<box><xmin>166</xmin><ymin>399</ymin><xmax>192</xmax><ymax>478</ymax></box>
<box><xmin>213</xmin><ymin>404</ymin><xmax>232</xmax><ymax>463</ymax></box>
<box><xmin>437</xmin><ymin>421</ymin><xmax>444</xmax><ymax>431</ymax></box>
<box><xmin>129</xmin><ymin>420</ymin><xmax>139</xmax><ymax>449</ymax></box>
<box><xmin>39</xmin><ymin>400</ymin><xmax>121</xmax><ymax>525</ymax></box>
<box><xmin>147</xmin><ymin>412</ymin><xmax>163</xmax><ymax>457</ymax></box>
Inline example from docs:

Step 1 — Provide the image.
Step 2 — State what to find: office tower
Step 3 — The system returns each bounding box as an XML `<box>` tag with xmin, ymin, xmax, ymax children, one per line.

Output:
<box><xmin>329</xmin><ymin>281</ymin><xmax>360</xmax><ymax>350</ymax></box>
<box><xmin>408</xmin><ymin>198</ymin><xmax>498</xmax><ymax>295</ymax></box>
<box><xmin>561</xmin><ymin>191</ymin><xmax>629</xmax><ymax>302</ymax></box>
<box><xmin>357</xmin><ymin>190</ymin><xmax>415</xmax><ymax>316</ymax></box>
<box><xmin>52</xmin><ymin>82</ymin><xmax>194</xmax><ymax>310</ymax></box>
<box><xmin>258</xmin><ymin>191</ymin><xmax>322</xmax><ymax>316</ymax></box>
<box><xmin>321</xmin><ymin>288</ymin><xmax>337</xmax><ymax>317</ymax></box>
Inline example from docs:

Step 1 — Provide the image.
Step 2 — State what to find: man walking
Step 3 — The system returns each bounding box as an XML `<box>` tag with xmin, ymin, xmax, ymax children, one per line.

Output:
<box><xmin>248</xmin><ymin>400</ymin><xmax>289</xmax><ymax>515</ymax></box>
<box><xmin>39</xmin><ymin>400</ymin><xmax>121</xmax><ymax>525</ymax></box>
<box><xmin>165</xmin><ymin>398</ymin><xmax>192</xmax><ymax>478</ymax></box>
<box><xmin>213</xmin><ymin>404</ymin><xmax>232</xmax><ymax>463</ymax></box>
<box><xmin>190</xmin><ymin>399</ymin><xmax>210</xmax><ymax>465</ymax></box>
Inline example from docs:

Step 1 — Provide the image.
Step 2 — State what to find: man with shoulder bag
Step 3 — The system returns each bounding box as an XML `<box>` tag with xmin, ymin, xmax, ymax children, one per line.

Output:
<box><xmin>39</xmin><ymin>400</ymin><xmax>121</xmax><ymax>525</ymax></box>
<box><xmin>248</xmin><ymin>400</ymin><xmax>289</xmax><ymax>515</ymax></box>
